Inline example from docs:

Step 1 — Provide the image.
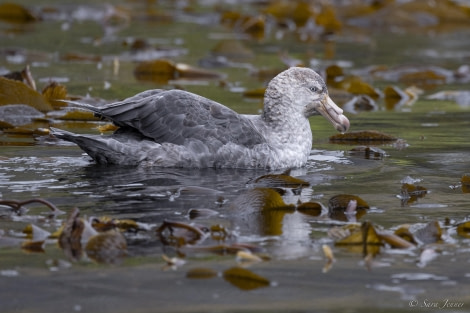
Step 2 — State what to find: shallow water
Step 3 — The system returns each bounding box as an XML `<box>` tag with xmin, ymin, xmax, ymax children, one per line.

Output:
<box><xmin>1</xmin><ymin>1</ymin><xmax>470</xmax><ymax>312</ymax></box>
<box><xmin>2</xmin><ymin>104</ymin><xmax>470</xmax><ymax>312</ymax></box>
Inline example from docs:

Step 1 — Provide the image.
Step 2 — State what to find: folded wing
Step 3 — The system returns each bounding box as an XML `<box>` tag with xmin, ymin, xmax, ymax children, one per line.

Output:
<box><xmin>80</xmin><ymin>89</ymin><xmax>265</xmax><ymax>148</ymax></box>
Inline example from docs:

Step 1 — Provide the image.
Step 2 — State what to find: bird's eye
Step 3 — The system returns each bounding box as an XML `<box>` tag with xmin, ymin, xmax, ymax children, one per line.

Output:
<box><xmin>309</xmin><ymin>86</ymin><xmax>318</xmax><ymax>92</ymax></box>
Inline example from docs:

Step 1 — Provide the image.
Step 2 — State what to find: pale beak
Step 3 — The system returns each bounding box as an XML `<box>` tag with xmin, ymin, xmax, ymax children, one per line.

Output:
<box><xmin>317</xmin><ymin>95</ymin><xmax>350</xmax><ymax>133</ymax></box>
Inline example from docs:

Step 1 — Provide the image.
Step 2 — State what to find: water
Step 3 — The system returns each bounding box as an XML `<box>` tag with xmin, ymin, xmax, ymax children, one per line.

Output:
<box><xmin>1</xmin><ymin>1</ymin><xmax>470</xmax><ymax>312</ymax></box>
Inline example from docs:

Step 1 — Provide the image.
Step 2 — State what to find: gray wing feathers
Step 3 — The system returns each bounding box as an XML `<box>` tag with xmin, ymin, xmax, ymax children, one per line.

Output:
<box><xmin>82</xmin><ymin>90</ymin><xmax>265</xmax><ymax>148</ymax></box>
<box><xmin>64</xmin><ymin>89</ymin><xmax>166</xmax><ymax>120</ymax></box>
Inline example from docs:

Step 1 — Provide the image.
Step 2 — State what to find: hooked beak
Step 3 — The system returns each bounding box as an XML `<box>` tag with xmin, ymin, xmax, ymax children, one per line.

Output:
<box><xmin>316</xmin><ymin>95</ymin><xmax>350</xmax><ymax>133</ymax></box>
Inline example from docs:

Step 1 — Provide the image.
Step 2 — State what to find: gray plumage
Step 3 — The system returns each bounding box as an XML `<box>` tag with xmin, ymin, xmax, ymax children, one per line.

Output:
<box><xmin>51</xmin><ymin>67</ymin><xmax>349</xmax><ymax>169</ymax></box>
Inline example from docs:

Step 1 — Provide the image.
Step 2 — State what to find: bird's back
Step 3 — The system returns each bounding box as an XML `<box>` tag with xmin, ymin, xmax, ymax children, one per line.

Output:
<box><xmin>91</xmin><ymin>89</ymin><xmax>265</xmax><ymax>148</ymax></box>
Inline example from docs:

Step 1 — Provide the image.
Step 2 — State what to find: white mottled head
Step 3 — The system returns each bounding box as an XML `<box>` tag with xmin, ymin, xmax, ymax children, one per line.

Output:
<box><xmin>263</xmin><ymin>67</ymin><xmax>350</xmax><ymax>133</ymax></box>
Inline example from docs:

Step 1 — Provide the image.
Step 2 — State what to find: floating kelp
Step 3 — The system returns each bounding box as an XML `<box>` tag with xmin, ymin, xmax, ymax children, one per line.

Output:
<box><xmin>329</xmin><ymin>218</ymin><xmax>448</xmax><ymax>261</ymax></box>
<box><xmin>133</xmin><ymin>59</ymin><xmax>179</xmax><ymax>83</ymax></box>
<box><xmin>461</xmin><ymin>174</ymin><xmax>470</xmax><ymax>193</ymax></box>
<box><xmin>373</xmin><ymin>66</ymin><xmax>452</xmax><ymax>87</ymax></box>
<box><xmin>0</xmin><ymin>197</ymin><xmax>64</xmax><ymax>215</ymax></box>
<box><xmin>296</xmin><ymin>201</ymin><xmax>323</xmax><ymax>217</ymax></box>
<box><xmin>21</xmin><ymin>239</ymin><xmax>46</xmax><ymax>253</ymax></box>
<box><xmin>328</xmin><ymin>194</ymin><xmax>369</xmax><ymax>222</ymax></box>
<box><xmin>343</xmin><ymin>0</ymin><xmax>470</xmax><ymax>33</ymax></box>
<box><xmin>156</xmin><ymin>221</ymin><xmax>236</xmax><ymax>255</ymax></box>
<box><xmin>383</xmin><ymin>85</ymin><xmax>421</xmax><ymax>109</ymax></box>
<box><xmin>264</xmin><ymin>0</ymin><xmax>315</xmax><ymax>27</ymax></box>
<box><xmin>399</xmin><ymin>183</ymin><xmax>428</xmax><ymax>206</ymax></box>
<box><xmin>325</xmin><ymin>64</ymin><xmax>344</xmax><ymax>85</ymax></box>
<box><xmin>246</xmin><ymin>169</ymin><xmax>310</xmax><ymax>188</ymax></box>
<box><xmin>0</xmin><ymin>66</ymin><xmax>79</xmax><ymax>125</ymax></box>
<box><xmin>223</xmin><ymin>266</ymin><xmax>270</xmax><ymax>290</ymax></box>
<box><xmin>334</xmin><ymin>222</ymin><xmax>382</xmax><ymax>256</ymax></box>
<box><xmin>0</xmin><ymin>120</ymin><xmax>14</xmax><ymax>129</ymax></box>
<box><xmin>400</xmin><ymin>70</ymin><xmax>446</xmax><ymax>88</ymax></box>
<box><xmin>159</xmin><ymin>221</ymin><xmax>263</xmax><ymax>257</ymax></box>
<box><xmin>42</xmin><ymin>82</ymin><xmax>68</xmax><ymax>109</ymax></box>
<box><xmin>330</xmin><ymin>130</ymin><xmax>397</xmax><ymax>144</ymax></box>
<box><xmin>220</xmin><ymin>10</ymin><xmax>243</xmax><ymax>28</ymax></box>
<box><xmin>1</xmin><ymin>65</ymin><xmax>36</xmax><ymax>90</ymax></box>
<box><xmin>315</xmin><ymin>4</ymin><xmax>342</xmax><ymax>33</ymax></box>
<box><xmin>395</xmin><ymin>221</ymin><xmax>442</xmax><ymax>246</ymax></box>
<box><xmin>156</xmin><ymin>220</ymin><xmax>207</xmax><ymax>247</ymax></box>
<box><xmin>90</xmin><ymin>216</ymin><xmax>150</xmax><ymax>232</ymax></box>
<box><xmin>239</xmin><ymin>15</ymin><xmax>266</xmax><ymax>39</ymax></box>
<box><xmin>242</xmin><ymin>87</ymin><xmax>265</xmax><ymax>98</ymax></box>
<box><xmin>2</xmin><ymin>1</ymin><xmax>470</xmax><ymax>290</ymax></box>
<box><xmin>263</xmin><ymin>1</ymin><xmax>342</xmax><ymax>35</ymax></box>
<box><xmin>456</xmin><ymin>221</ymin><xmax>470</xmax><ymax>238</ymax></box>
<box><xmin>85</xmin><ymin>229</ymin><xmax>127</xmax><ymax>264</ymax></box>
<box><xmin>134</xmin><ymin>59</ymin><xmax>223</xmax><ymax>84</ymax></box>
<box><xmin>209</xmin><ymin>224</ymin><xmax>230</xmax><ymax>241</ymax></box>
<box><xmin>0</xmin><ymin>3</ymin><xmax>38</xmax><ymax>23</ymax></box>
<box><xmin>22</xmin><ymin>224</ymin><xmax>51</xmax><ymax>240</ymax></box>
<box><xmin>0</xmin><ymin>77</ymin><xmax>53</xmax><ymax>112</ymax></box>
<box><xmin>57</xmin><ymin>207</ymin><xmax>128</xmax><ymax>264</ymax></box>
<box><xmin>342</xmin><ymin>95</ymin><xmax>376</xmax><ymax>114</ymax></box>
<box><xmin>375</xmin><ymin>229</ymin><xmax>416</xmax><ymax>249</ymax></box>
<box><xmin>394</xmin><ymin>225</ymin><xmax>417</xmax><ymax>245</ymax></box>
<box><xmin>21</xmin><ymin>224</ymin><xmax>51</xmax><ymax>253</ymax></box>
<box><xmin>58</xmin><ymin>207</ymin><xmax>87</xmax><ymax>261</ymax></box>
<box><xmin>384</xmin><ymin>85</ymin><xmax>408</xmax><ymax>99</ymax></box>
<box><xmin>337</xmin><ymin>76</ymin><xmax>381</xmax><ymax>99</ymax></box>
<box><xmin>2</xmin><ymin>126</ymin><xmax>48</xmax><ymax>137</ymax></box>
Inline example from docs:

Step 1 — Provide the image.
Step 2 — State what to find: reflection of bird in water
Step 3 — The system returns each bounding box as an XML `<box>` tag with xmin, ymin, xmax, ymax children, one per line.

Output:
<box><xmin>229</xmin><ymin>187</ymin><xmax>295</xmax><ymax>236</ymax></box>
<box><xmin>51</xmin><ymin>67</ymin><xmax>349</xmax><ymax>169</ymax></box>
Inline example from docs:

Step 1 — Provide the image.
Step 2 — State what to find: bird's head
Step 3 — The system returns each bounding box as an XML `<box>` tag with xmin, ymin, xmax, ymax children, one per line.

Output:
<box><xmin>264</xmin><ymin>67</ymin><xmax>350</xmax><ymax>133</ymax></box>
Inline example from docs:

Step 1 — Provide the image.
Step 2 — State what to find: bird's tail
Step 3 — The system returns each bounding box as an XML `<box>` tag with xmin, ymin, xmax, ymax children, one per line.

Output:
<box><xmin>50</xmin><ymin>127</ymin><xmax>149</xmax><ymax>165</ymax></box>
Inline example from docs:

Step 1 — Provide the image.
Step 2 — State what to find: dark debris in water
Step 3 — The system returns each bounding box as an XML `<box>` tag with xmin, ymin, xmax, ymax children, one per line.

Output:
<box><xmin>1</xmin><ymin>165</ymin><xmax>468</xmax><ymax>273</ymax></box>
<box><xmin>330</xmin><ymin>130</ymin><xmax>398</xmax><ymax>144</ymax></box>
<box><xmin>348</xmin><ymin>145</ymin><xmax>387</xmax><ymax>160</ymax></box>
<box><xmin>399</xmin><ymin>183</ymin><xmax>428</xmax><ymax>206</ymax></box>
<box><xmin>0</xmin><ymin>198</ymin><xmax>64</xmax><ymax>216</ymax></box>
